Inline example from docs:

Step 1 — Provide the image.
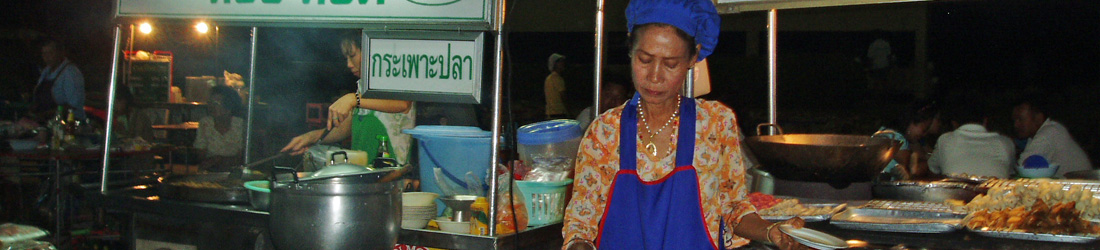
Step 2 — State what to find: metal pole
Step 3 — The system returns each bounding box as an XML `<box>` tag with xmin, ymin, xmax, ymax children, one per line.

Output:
<box><xmin>593</xmin><ymin>0</ymin><xmax>606</xmax><ymax>121</ymax></box>
<box><xmin>767</xmin><ymin>9</ymin><xmax>778</xmax><ymax>135</ymax></box>
<box><xmin>126</xmin><ymin>25</ymin><xmax>134</xmax><ymax>89</ymax></box>
<box><xmin>487</xmin><ymin>0</ymin><xmax>506</xmax><ymax>236</ymax></box>
<box><xmin>244</xmin><ymin>27</ymin><xmax>258</xmax><ymax>163</ymax></box>
<box><xmin>54</xmin><ymin>160</ymin><xmax>60</xmax><ymax>245</ymax></box>
<box><xmin>101</xmin><ymin>26</ymin><xmax>124</xmax><ymax>193</ymax></box>
<box><xmin>685</xmin><ymin>69</ymin><xmax>694</xmax><ymax>98</ymax></box>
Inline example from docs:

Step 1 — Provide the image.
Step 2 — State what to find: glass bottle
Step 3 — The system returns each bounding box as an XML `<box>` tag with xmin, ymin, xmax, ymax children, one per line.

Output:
<box><xmin>373</xmin><ymin>135</ymin><xmax>397</xmax><ymax>169</ymax></box>
<box><xmin>48</xmin><ymin>106</ymin><xmax>65</xmax><ymax>150</ymax></box>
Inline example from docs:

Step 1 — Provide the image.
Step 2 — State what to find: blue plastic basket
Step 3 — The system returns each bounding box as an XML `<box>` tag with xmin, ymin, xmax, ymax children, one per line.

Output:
<box><xmin>515</xmin><ymin>179</ymin><xmax>573</xmax><ymax>226</ymax></box>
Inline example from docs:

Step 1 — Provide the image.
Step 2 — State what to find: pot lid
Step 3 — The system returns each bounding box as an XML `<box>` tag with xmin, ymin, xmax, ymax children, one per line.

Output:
<box><xmin>517</xmin><ymin>119</ymin><xmax>583</xmax><ymax>145</ymax></box>
<box><xmin>298</xmin><ymin>163</ymin><xmax>396</xmax><ymax>183</ymax></box>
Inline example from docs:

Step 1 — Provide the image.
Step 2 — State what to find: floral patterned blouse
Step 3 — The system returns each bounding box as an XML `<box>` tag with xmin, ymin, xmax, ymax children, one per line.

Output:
<box><xmin>562</xmin><ymin>99</ymin><xmax>757</xmax><ymax>249</ymax></box>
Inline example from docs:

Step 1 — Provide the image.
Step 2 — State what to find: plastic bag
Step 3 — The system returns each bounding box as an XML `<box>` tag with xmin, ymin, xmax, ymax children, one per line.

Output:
<box><xmin>522</xmin><ymin>153</ymin><xmax>571</xmax><ymax>182</ymax></box>
<box><xmin>494</xmin><ymin>164</ymin><xmax>529</xmax><ymax>234</ymax></box>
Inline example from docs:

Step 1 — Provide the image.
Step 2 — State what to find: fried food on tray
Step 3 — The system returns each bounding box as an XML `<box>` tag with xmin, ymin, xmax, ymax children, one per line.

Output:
<box><xmin>965</xmin><ymin>199</ymin><xmax>1100</xmax><ymax>235</ymax></box>
<box><xmin>758</xmin><ymin>199</ymin><xmax>836</xmax><ymax>217</ymax></box>
<box><xmin>966</xmin><ymin>179</ymin><xmax>1100</xmax><ymax>221</ymax></box>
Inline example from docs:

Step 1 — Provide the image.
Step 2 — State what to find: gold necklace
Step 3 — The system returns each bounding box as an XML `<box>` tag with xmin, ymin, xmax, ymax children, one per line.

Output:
<box><xmin>638</xmin><ymin>96</ymin><xmax>681</xmax><ymax>157</ymax></box>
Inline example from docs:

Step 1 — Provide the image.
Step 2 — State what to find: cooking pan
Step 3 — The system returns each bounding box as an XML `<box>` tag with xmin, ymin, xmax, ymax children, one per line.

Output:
<box><xmin>158</xmin><ymin>172</ymin><xmax>261</xmax><ymax>204</ymax></box>
<box><xmin>745</xmin><ymin>124</ymin><xmax>900</xmax><ymax>183</ymax></box>
<box><xmin>1065</xmin><ymin>170</ymin><xmax>1100</xmax><ymax>180</ymax></box>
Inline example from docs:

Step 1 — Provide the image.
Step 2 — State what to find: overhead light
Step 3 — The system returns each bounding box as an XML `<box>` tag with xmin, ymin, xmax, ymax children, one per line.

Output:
<box><xmin>195</xmin><ymin>21</ymin><xmax>209</xmax><ymax>34</ymax></box>
<box><xmin>139</xmin><ymin>22</ymin><xmax>153</xmax><ymax>34</ymax></box>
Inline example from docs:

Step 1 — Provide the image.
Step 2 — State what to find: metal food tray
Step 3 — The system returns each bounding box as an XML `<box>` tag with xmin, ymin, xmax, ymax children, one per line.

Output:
<box><xmin>967</xmin><ymin>228</ymin><xmax>1100</xmax><ymax>244</ymax></box>
<box><xmin>829</xmin><ymin>207</ymin><xmax>962</xmax><ymax>233</ymax></box>
<box><xmin>761</xmin><ymin>214</ymin><xmax>830</xmax><ymax>223</ymax></box>
<box><xmin>760</xmin><ymin>203</ymin><xmax>845</xmax><ymax>223</ymax></box>
<box><xmin>981</xmin><ymin>179</ymin><xmax>1100</xmax><ymax>198</ymax></box>
<box><xmin>855</xmin><ymin>200</ymin><xmax>967</xmax><ymax>218</ymax></box>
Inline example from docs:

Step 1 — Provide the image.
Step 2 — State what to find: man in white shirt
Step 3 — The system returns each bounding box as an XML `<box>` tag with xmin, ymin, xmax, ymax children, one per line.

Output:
<box><xmin>1013</xmin><ymin>99</ymin><xmax>1092</xmax><ymax>177</ymax></box>
<box><xmin>928</xmin><ymin>105</ymin><xmax>1016</xmax><ymax>178</ymax></box>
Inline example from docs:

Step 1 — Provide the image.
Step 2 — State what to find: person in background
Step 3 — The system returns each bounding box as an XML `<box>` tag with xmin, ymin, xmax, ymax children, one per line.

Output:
<box><xmin>281</xmin><ymin>31</ymin><xmax>415</xmax><ymax>168</ymax></box>
<box><xmin>545</xmin><ymin>53</ymin><xmax>569</xmax><ymax>120</ymax></box>
<box><xmin>1012</xmin><ymin>95</ymin><xmax>1092</xmax><ymax>177</ymax></box>
<box><xmin>575</xmin><ymin>82</ymin><xmax>629</xmax><ymax>129</ymax></box>
<box><xmin>927</xmin><ymin>97</ymin><xmax>1015</xmax><ymax>178</ymax></box>
<box><xmin>33</xmin><ymin>39</ymin><xmax>85</xmax><ymax>120</ymax></box>
<box><xmin>874</xmin><ymin>100</ymin><xmax>942</xmax><ymax>180</ymax></box>
<box><xmin>562</xmin><ymin>0</ymin><xmax>808</xmax><ymax>249</ymax></box>
<box><xmin>111</xmin><ymin>88</ymin><xmax>157</xmax><ymax>170</ymax></box>
<box><xmin>111</xmin><ymin>88</ymin><xmax>154</xmax><ymax>142</ymax></box>
<box><xmin>194</xmin><ymin>85</ymin><xmax>246</xmax><ymax>171</ymax></box>
<box><xmin>865</xmin><ymin>31</ymin><xmax>893</xmax><ymax>91</ymax></box>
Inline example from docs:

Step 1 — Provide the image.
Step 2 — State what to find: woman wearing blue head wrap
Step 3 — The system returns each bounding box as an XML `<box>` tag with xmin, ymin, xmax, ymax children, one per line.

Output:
<box><xmin>562</xmin><ymin>0</ymin><xmax>809</xmax><ymax>249</ymax></box>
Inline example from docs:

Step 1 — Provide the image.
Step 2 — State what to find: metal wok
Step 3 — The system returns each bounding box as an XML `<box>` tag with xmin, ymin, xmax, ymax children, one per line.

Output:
<box><xmin>745</xmin><ymin>124</ymin><xmax>900</xmax><ymax>183</ymax></box>
<box><xmin>158</xmin><ymin>172</ymin><xmax>261</xmax><ymax>204</ymax></box>
<box><xmin>1065</xmin><ymin>169</ymin><xmax>1100</xmax><ymax>180</ymax></box>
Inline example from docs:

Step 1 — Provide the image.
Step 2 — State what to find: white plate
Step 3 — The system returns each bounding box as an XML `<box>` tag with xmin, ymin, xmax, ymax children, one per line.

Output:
<box><xmin>779</xmin><ymin>225</ymin><xmax>847</xmax><ymax>250</ymax></box>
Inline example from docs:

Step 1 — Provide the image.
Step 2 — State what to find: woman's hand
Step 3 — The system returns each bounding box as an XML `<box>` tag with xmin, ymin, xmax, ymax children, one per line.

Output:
<box><xmin>768</xmin><ymin>218</ymin><xmax>810</xmax><ymax>250</ymax></box>
<box><xmin>328</xmin><ymin>93</ymin><xmax>357</xmax><ymax>129</ymax></box>
<box><xmin>280</xmin><ymin>130</ymin><xmax>321</xmax><ymax>155</ymax></box>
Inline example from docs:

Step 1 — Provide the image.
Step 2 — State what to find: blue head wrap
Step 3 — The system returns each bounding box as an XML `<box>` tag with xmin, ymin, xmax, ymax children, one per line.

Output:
<box><xmin>626</xmin><ymin>0</ymin><xmax>720</xmax><ymax>61</ymax></box>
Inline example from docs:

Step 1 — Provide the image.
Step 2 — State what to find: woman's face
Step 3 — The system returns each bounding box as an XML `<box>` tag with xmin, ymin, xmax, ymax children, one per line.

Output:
<box><xmin>630</xmin><ymin>25</ymin><xmax>696</xmax><ymax>106</ymax></box>
<box><xmin>342</xmin><ymin>42</ymin><xmax>363</xmax><ymax>78</ymax></box>
<box><xmin>210</xmin><ymin>94</ymin><xmax>228</xmax><ymax>116</ymax></box>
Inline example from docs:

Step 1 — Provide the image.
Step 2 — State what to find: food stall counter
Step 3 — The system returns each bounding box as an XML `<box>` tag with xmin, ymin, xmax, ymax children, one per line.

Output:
<box><xmin>87</xmin><ymin>186</ymin><xmax>564</xmax><ymax>250</ymax></box>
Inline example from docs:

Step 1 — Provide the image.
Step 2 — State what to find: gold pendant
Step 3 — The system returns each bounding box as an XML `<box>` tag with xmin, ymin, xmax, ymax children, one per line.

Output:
<box><xmin>645</xmin><ymin>142</ymin><xmax>658</xmax><ymax>156</ymax></box>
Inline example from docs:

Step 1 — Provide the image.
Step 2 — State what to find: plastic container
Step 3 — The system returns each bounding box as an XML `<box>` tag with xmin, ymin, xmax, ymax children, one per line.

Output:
<box><xmin>516</xmin><ymin>120</ymin><xmax>583</xmax><ymax>181</ymax></box>
<box><xmin>243</xmin><ymin>180</ymin><xmax>271</xmax><ymax>210</ymax></box>
<box><xmin>403</xmin><ymin>126</ymin><xmax>493</xmax><ymax>214</ymax></box>
<box><xmin>515</xmin><ymin>179</ymin><xmax>573</xmax><ymax>226</ymax></box>
<box><xmin>1016</xmin><ymin>164</ymin><xmax>1060</xmax><ymax>178</ymax></box>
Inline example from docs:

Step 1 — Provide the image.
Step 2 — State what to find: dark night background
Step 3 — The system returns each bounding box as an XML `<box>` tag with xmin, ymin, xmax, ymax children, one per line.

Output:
<box><xmin>1</xmin><ymin>0</ymin><xmax>1098</xmax><ymax>165</ymax></box>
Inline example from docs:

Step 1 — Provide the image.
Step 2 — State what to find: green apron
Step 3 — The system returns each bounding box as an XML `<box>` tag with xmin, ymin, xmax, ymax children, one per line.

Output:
<box><xmin>351</xmin><ymin>108</ymin><xmax>394</xmax><ymax>166</ymax></box>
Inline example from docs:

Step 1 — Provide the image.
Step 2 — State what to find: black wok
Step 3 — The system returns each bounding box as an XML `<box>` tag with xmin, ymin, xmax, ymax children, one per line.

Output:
<box><xmin>158</xmin><ymin>172</ymin><xmax>261</xmax><ymax>204</ymax></box>
<box><xmin>745</xmin><ymin>124</ymin><xmax>900</xmax><ymax>183</ymax></box>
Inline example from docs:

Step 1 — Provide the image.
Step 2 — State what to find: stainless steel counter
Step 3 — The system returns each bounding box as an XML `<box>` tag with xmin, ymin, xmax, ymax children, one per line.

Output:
<box><xmin>87</xmin><ymin>186</ymin><xmax>563</xmax><ymax>249</ymax></box>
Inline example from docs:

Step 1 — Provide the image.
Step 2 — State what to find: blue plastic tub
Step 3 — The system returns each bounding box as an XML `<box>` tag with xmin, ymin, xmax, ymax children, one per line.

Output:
<box><xmin>403</xmin><ymin>126</ymin><xmax>492</xmax><ymax>215</ymax></box>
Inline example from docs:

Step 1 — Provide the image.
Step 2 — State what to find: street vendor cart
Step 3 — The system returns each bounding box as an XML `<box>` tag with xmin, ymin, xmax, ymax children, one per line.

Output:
<box><xmin>93</xmin><ymin>0</ymin><xmax>566</xmax><ymax>249</ymax></box>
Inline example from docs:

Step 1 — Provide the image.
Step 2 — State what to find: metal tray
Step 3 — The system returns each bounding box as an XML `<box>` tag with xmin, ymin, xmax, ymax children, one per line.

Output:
<box><xmin>981</xmin><ymin>179</ymin><xmax>1100</xmax><ymax>197</ymax></box>
<box><xmin>760</xmin><ymin>203</ymin><xmax>845</xmax><ymax>222</ymax></box>
<box><xmin>967</xmin><ymin>228</ymin><xmax>1100</xmax><ymax>244</ymax></box>
<box><xmin>829</xmin><ymin>208</ymin><xmax>962</xmax><ymax>233</ymax></box>
<box><xmin>856</xmin><ymin>200</ymin><xmax>967</xmax><ymax>218</ymax></box>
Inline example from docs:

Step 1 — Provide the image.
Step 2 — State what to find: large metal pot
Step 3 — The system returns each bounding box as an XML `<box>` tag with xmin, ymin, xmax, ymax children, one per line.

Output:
<box><xmin>269</xmin><ymin>165</ymin><xmax>402</xmax><ymax>250</ymax></box>
<box><xmin>745</xmin><ymin>124</ymin><xmax>900</xmax><ymax>183</ymax></box>
<box><xmin>872</xmin><ymin>180</ymin><xmax>984</xmax><ymax>202</ymax></box>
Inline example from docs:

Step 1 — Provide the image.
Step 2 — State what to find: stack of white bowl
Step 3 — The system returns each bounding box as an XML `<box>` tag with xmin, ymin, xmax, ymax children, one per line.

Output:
<box><xmin>402</xmin><ymin>192</ymin><xmax>439</xmax><ymax>229</ymax></box>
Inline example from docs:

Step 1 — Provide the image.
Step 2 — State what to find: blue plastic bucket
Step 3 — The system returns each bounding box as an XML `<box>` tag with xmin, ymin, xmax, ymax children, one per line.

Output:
<box><xmin>403</xmin><ymin>126</ymin><xmax>492</xmax><ymax>215</ymax></box>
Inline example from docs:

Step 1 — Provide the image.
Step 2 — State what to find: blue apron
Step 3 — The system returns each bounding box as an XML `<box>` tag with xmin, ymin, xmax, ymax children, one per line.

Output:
<box><xmin>596</xmin><ymin>95</ymin><xmax>720</xmax><ymax>250</ymax></box>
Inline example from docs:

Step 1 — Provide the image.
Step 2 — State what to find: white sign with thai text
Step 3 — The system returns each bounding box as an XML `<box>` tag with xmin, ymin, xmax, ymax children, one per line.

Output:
<box><xmin>364</xmin><ymin>32</ymin><xmax>484</xmax><ymax>103</ymax></box>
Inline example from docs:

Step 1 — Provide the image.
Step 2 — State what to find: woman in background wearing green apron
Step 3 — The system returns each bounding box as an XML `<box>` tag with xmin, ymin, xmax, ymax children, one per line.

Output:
<box><xmin>281</xmin><ymin>31</ymin><xmax>416</xmax><ymax>167</ymax></box>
